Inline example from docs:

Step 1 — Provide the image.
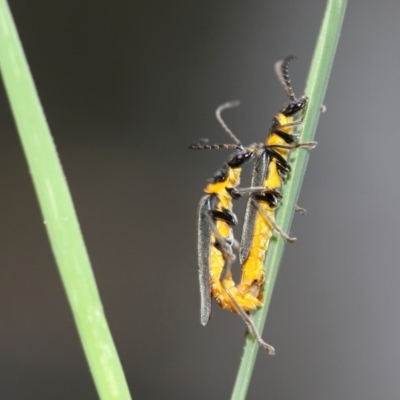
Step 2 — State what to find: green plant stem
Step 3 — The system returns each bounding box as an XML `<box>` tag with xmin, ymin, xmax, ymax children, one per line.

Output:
<box><xmin>0</xmin><ymin>2</ymin><xmax>132</xmax><ymax>399</ymax></box>
<box><xmin>231</xmin><ymin>0</ymin><xmax>347</xmax><ymax>399</ymax></box>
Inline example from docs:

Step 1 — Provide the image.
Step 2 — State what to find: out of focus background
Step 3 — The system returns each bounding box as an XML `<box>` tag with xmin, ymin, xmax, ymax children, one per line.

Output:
<box><xmin>1</xmin><ymin>1</ymin><xmax>399</xmax><ymax>399</ymax></box>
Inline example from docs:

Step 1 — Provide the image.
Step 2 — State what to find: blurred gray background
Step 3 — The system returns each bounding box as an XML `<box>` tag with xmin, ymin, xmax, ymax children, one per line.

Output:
<box><xmin>0</xmin><ymin>1</ymin><xmax>399</xmax><ymax>399</ymax></box>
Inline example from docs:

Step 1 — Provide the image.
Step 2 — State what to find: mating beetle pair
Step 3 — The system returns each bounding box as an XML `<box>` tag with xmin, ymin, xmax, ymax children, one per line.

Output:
<box><xmin>190</xmin><ymin>56</ymin><xmax>316</xmax><ymax>354</ymax></box>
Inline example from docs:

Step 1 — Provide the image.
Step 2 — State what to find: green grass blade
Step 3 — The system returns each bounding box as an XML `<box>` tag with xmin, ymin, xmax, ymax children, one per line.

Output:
<box><xmin>231</xmin><ymin>0</ymin><xmax>347</xmax><ymax>398</ymax></box>
<box><xmin>0</xmin><ymin>2</ymin><xmax>132</xmax><ymax>399</ymax></box>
